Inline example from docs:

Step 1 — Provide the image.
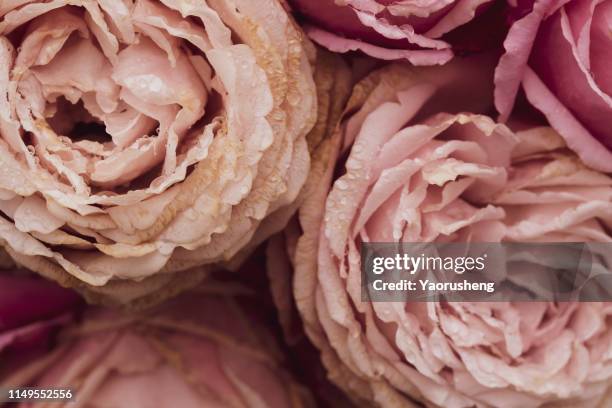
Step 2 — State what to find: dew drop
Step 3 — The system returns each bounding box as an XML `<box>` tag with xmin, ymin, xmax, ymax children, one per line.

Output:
<box><xmin>335</xmin><ymin>180</ymin><xmax>348</xmax><ymax>190</ymax></box>
<box><xmin>286</xmin><ymin>92</ymin><xmax>300</xmax><ymax>107</ymax></box>
<box><xmin>346</xmin><ymin>158</ymin><xmax>362</xmax><ymax>170</ymax></box>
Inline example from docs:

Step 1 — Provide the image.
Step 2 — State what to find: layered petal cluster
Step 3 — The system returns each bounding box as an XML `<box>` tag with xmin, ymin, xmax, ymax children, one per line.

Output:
<box><xmin>0</xmin><ymin>0</ymin><xmax>316</xmax><ymax>304</ymax></box>
<box><xmin>3</xmin><ymin>278</ymin><xmax>314</xmax><ymax>408</ymax></box>
<box><xmin>0</xmin><ymin>266</ymin><xmax>82</xmax><ymax>370</ymax></box>
<box><xmin>269</xmin><ymin>60</ymin><xmax>612</xmax><ymax>407</ymax></box>
<box><xmin>288</xmin><ymin>0</ymin><xmax>494</xmax><ymax>64</ymax></box>
<box><xmin>494</xmin><ymin>0</ymin><xmax>612</xmax><ymax>172</ymax></box>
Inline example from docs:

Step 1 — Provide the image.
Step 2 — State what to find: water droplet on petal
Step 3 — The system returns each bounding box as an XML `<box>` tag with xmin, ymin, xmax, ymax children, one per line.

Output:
<box><xmin>335</xmin><ymin>180</ymin><xmax>348</xmax><ymax>190</ymax></box>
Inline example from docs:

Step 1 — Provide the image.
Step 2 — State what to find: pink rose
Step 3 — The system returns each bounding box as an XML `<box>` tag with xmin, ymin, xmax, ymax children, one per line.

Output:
<box><xmin>0</xmin><ymin>0</ymin><xmax>317</xmax><ymax>305</ymax></box>
<box><xmin>269</xmin><ymin>59</ymin><xmax>612</xmax><ymax>407</ymax></box>
<box><xmin>0</xmin><ymin>267</ymin><xmax>82</xmax><ymax>368</ymax></box>
<box><xmin>495</xmin><ymin>0</ymin><xmax>612</xmax><ymax>172</ymax></box>
<box><xmin>3</xmin><ymin>277</ymin><xmax>314</xmax><ymax>408</ymax></box>
<box><xmin>288</xmin><ymin>0</ymin><xmax>495</xmax><ymax>64</ymax></box>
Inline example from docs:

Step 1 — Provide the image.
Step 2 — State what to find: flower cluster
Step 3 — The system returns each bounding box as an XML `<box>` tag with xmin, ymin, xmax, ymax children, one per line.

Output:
<box><xmin>1</xmin><ymin>1</ymin><xmax>611</xmax><ymax>407</ymax></box>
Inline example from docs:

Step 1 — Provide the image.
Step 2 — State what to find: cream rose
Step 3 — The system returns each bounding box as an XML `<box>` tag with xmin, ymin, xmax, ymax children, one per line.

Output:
<box><xmin>0</xmin><ymin>0</ymin><xmax>316</xmax><ymax>305</ymax></box>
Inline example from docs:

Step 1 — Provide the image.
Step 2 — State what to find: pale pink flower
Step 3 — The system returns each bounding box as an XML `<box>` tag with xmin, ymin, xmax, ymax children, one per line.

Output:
<box><xmin>3</xmin><ymin>278</ymin><xmax>314</xmax><ymax>408</ymax></box>
<box><xmin>270</xmin><ymin>59</ymin><xmax>612</xmax><ymax>407</ymax></box>
<box><xmin>0</xmin><ymin>0</ymin><xmax>317</xmax><ymax>305</ymax></box>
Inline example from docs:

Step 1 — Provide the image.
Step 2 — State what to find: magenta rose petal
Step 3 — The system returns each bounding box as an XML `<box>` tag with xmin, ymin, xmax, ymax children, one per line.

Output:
<box><xmin>494</xmin><ymin>0</ymin><xmax>558</xmax><ymax>121</ymax></box>
<box><xmin>522</xmin><ymin>67</ymin><xmax>612</xmax><ymax>173</ymax></box>
<box><xmin>306</xmin><ymin>26</ymin><xmax>453</xmax><ymax>64</ymax></box>
<box><xmin>424</xmin><ymin>0</ymin><xmax>494</xmax><ymax>37</ymax></box>
<box><xmin>290</xmin><ymin>0</ymin><xmax>493</xmax><ymax>63</ymax></box>
<box><xmin>494</xmin><ymin>0</ymin><xmax>612</xmax><ymax>171</ymax></box>
<box><xmin>529</xmin><ymin>9</ymin><xmax>612</xmax><ymax>150</ymax></box>
<box><xmin>589</xmin><ymin>1</ymin><xmax>612</xmax><ymax>94</ymax></box>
